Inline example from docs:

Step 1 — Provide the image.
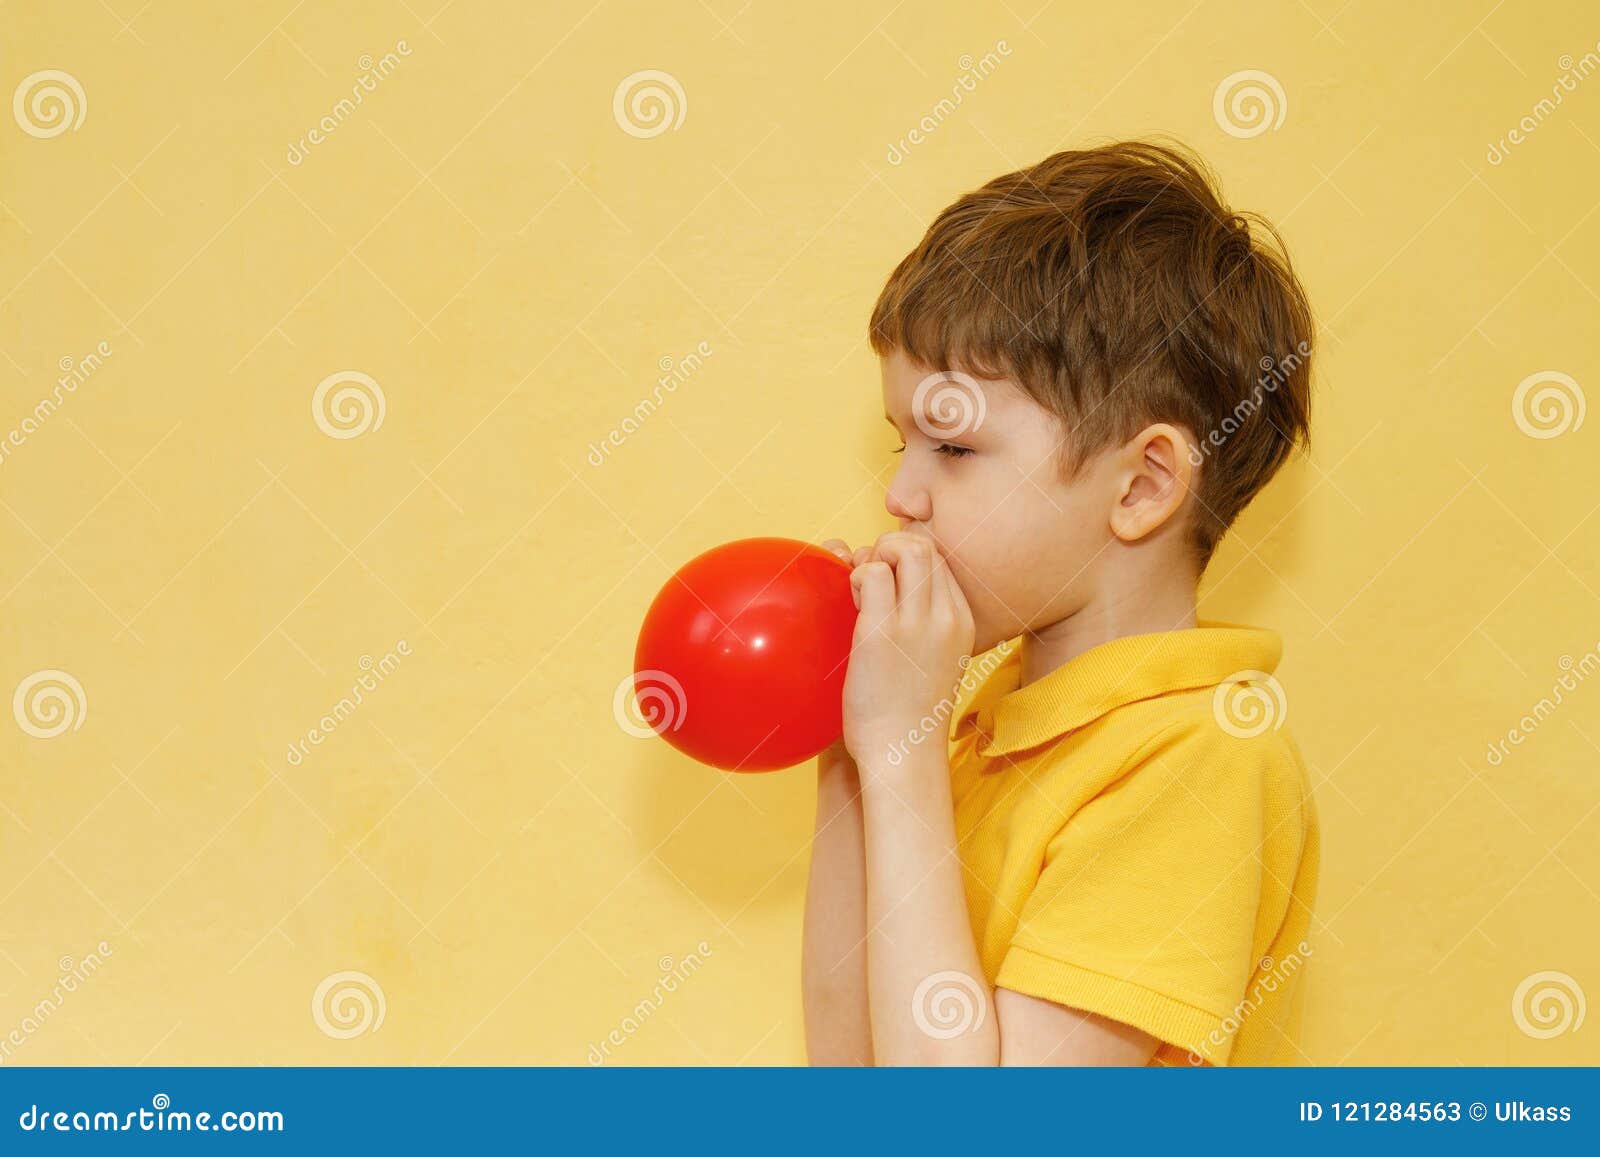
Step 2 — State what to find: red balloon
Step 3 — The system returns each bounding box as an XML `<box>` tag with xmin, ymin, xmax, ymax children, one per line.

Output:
<box><xmin>633</xmin><ymin>537</ymin><xmax>857</xmax><ymax>772</ymax></box>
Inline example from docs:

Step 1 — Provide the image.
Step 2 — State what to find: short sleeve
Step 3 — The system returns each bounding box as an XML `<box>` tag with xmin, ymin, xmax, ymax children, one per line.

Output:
<box><xmin>995</xmin><ymin>718</ymin><xmax>1294</xmax><ymax>1064</ymax></box>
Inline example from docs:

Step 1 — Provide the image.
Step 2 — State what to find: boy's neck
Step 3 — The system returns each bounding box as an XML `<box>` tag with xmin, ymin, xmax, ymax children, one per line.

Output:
<box><xmin>1018</xmin><ymin>578</ymin><xmax>1200</xmax><ymax>689</ymax></box>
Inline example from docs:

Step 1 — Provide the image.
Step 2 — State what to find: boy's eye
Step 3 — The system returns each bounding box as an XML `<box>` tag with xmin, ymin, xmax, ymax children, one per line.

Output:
<box><xmin>891</xmin><ymin>442</ymin><xmax>971</xmax><ymax>458</ymax></box>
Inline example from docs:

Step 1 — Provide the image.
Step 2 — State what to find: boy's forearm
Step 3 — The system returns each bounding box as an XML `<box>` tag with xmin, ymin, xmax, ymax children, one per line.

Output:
<box><xmin>859</xmin><ymin>748</ymin><xmax>1000</xmax><ymax>1066</ymax></box>
<box><xmin>800</xmin><ymin>753</ymin><xmax>874</xmax><ymax>1066</ymax></box>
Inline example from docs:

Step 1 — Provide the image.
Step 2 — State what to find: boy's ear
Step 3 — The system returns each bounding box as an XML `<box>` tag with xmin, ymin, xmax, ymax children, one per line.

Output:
<box><xmin>1108</xmin><ymin>423</ymin><xmax>1196</xmax><ymax>543</ymax></box>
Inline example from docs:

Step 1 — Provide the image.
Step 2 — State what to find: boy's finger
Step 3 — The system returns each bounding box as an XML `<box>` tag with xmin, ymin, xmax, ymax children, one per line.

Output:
<box><xmin>932</xmin><ymin>547</ymin><xmax>974</xmax><ymax>625</ymax></box>
<box><xmin>851</xmin><ymin>561</ymin><xmax>895</xmax><ymax>635</ymax></box>
<box><xmin>873</xmin><ymin>534</ymin><xmax>933</xmax><ymax>617</ymax></box>
<box><xmin>819</xmin><ymin>538</ymin><xmax>852</xmax><ymax>564</ymax></box>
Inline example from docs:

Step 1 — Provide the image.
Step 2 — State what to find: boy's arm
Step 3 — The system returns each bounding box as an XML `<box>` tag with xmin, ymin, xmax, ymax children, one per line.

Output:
<box><xmin>842</xmin><ymin>532</ymin><xmax>1169</xmax><ymax>1065</ymax></box>
<box><xmin>857</xmin><ymin>746</ymin><xmax>998</xmax><ymax>1065</ymax></box>
<box><xmin>800</xmin><ymin>741</ymin><xmax>874</xmax><ymax>1066</ymax></box>
<box><xmin>858</xmin><ymin>745</ymin><xmax>1162</xmax><ymax>1066</ymax></box>
<box><xmin>994</xmin><ymin>988</ymin><xmax>1162</xmax><ymax>1065</ymax></box>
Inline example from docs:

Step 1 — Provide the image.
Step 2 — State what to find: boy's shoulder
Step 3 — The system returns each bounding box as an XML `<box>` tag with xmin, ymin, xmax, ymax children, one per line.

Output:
<box><xmin>1061</xmin><ymin>694</ymin><xmax>1316</xmax><ymax>867</ymax></box>
<box><xmin>1117</xmin><ymin>690</ymin><xmax>1309</xmax><ymax>790</ymax></box>
<box><xmin>1027</xmin><ymin>681</ymin><xmax>1311</xmax><ymax>819</ymax></box>
<box><xmin>951</xmin><ymin>626</ymin><xmax>1311</xmax><ymax>818</ymax></box>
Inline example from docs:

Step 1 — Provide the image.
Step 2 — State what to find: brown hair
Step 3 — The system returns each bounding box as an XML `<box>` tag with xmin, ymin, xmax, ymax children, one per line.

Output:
<box><xmin>868</xmin><ymin>138</ymin><xmax>1314</xmax><ymax>571</ymax></box>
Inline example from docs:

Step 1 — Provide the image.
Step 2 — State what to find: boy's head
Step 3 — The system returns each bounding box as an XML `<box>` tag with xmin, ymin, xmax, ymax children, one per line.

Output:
<box><xmin>869</xmin><ymin>139</ymin><xmax>1314</xmax><ymax>653</ymax></box>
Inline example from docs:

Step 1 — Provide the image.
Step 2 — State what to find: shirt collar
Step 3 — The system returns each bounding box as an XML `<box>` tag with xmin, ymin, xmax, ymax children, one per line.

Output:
<box><xmin>957</xmin><ymin>619</ymin><xmax>1283</xmax><ymax>761</ymax></box>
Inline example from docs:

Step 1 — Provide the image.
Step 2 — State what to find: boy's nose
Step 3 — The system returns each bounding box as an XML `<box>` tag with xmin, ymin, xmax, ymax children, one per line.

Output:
<box><xmin>884</xmin><ymin>481</ymin><xmax>929</xmax><ymax>523</ymax></box>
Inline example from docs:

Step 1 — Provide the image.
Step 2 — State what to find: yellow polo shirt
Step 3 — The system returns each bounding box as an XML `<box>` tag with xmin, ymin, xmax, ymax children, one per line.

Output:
<box><xmin>949</xmin><ymin>620</ymin><xmax>1319</xmax><ymax>1066</ymax></box>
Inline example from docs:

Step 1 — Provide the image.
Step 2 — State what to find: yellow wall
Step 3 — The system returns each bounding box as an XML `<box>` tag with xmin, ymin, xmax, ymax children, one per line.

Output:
<box><xmin>2</xmin><ymin>1</ymin><xmax>1596</xmax><ymax>1065</ymax></box>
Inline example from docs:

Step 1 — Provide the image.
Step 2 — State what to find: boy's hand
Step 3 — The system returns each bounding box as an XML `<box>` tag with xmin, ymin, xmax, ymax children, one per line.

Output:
<box><xmin>817</xmin><ymin>539</ymin><xmax>873</xmax><ymax>769</ymax></box>
<box><xmin>838</xmin><ymin>531</ymin><xmax>975</xmax><ymax>770</ymax></box>
<box><xmin>819</xmin><ymin>537</ymin><xmax>875</xmax><ymax>572</ymax></box>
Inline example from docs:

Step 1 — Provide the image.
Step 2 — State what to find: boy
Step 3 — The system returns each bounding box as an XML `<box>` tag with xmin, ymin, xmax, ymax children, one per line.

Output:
<box><xmin>802</xmin><ymin>140</ymin><xmax>1319</xmax><ymax>1066</ymax></box>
